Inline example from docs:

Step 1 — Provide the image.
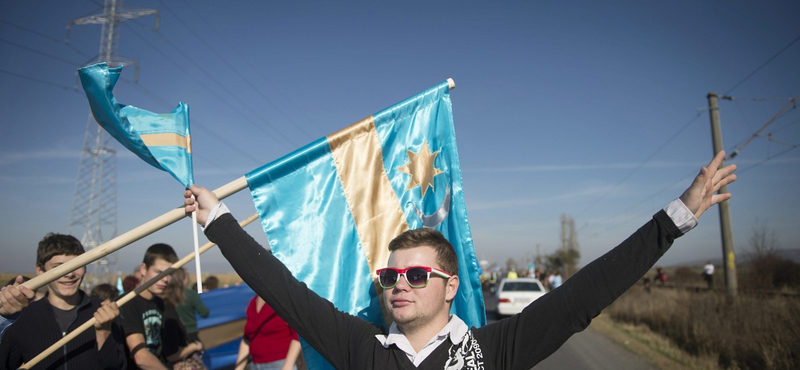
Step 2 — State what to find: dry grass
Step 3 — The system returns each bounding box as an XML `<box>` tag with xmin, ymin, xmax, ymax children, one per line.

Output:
<box><xmin>604</xmin><ymin>286</ymin><xmax>800</xmax><ymax>370</ymax></box>
<box><xmin>0</xmin><ymin>272</ymin><xmax>25</xmax><ymax>286</ymax></box>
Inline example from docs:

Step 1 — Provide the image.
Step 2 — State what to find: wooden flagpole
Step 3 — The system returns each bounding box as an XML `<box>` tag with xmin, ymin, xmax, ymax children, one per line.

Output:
<box><xmin>20</xmin><ymin>176</ymin><xmax>249</xmax><ymax>292</ymax></box>
<box><xmin>19</xmin><ymin>213</ymin><xmax>259</xmax><ymax>370</ymax></box>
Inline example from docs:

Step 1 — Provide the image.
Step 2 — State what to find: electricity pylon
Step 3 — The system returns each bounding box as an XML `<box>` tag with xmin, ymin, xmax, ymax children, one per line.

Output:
<box><xmin>67</xmin><ymin>0</ymin><xmax>158</xmax><ymax>288</ymax></box>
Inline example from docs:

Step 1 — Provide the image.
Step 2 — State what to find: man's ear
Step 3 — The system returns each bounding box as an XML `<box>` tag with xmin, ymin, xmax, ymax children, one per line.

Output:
<box><xmin>139</xmin><ymin>263</ymin><xmax>147</xmax><ymax>277</ymax></box>
<box><xmin>35</xmin><ymin>265</ymin><xmax>44</xmax><ymax>276</ymax></box>
<box><xmin>445</xmin><ymin>275</ymin><xmax>459</xmax><ymax>302</ymax></box>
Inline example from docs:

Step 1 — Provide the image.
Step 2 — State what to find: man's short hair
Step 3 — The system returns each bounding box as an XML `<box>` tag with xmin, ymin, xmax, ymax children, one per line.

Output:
<box><xmin>203</xmin><ymin>275</ymin><xmax>219</xmax><ymax>291</ymax></box>
<box><xmin>90</xmin><ymin>283</ymin><xmax>119</xmax><ymax>301</ymax></box>
<box><xmin>388</xmin><ymin>228</ymin><xmax>459</xmax><ymax>276</ymax></box>
<box><xmin>142</xmin><ymin>243</ymin><xmax>179</xmax><ymax>268</ymax></box>
<box><xmin>36</xmin><ymin>233</ymin><xmax>85</xmax><ymax>269</ymax></box>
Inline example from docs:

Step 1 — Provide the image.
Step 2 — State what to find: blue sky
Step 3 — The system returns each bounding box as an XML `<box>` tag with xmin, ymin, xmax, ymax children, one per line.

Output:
<box><xmin>1</xmin><ymin>1</ymin><xmax>798</xmax><ymax>275</ymax></box>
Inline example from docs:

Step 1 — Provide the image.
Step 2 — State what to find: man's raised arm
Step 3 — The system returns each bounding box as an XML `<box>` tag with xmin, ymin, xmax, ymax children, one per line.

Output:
<box><xmin>679</xmin><ymin>150</ymin><xmax>737</xmax><ymax>218</ymax></box>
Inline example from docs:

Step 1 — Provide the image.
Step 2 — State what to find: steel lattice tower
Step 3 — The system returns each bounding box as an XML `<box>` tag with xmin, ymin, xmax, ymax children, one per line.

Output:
<box><xmin>68</xmin><ymin>0</ymin><xmax>158</xmax><ymax>287</ymax></box>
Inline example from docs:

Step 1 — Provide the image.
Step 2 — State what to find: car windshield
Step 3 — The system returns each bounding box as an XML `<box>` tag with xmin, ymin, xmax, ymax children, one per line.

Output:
<box><xmin>502</xmin><ymin>281</ymin><xmax>541</xmax><ymax>292</ymax></box>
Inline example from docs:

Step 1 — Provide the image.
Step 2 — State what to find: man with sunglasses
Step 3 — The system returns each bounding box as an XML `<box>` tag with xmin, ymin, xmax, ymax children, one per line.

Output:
<box><xmin>184</xmin><ymin>151</ymin><xmax>736</xmax><ymax>370</ymax></box>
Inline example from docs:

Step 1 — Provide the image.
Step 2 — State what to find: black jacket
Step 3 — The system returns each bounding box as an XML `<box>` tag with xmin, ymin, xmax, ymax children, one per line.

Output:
<box><xmin>0</xmin><ymin>291</ymin><xmax>126</xmax><ymax>370</ymax></box>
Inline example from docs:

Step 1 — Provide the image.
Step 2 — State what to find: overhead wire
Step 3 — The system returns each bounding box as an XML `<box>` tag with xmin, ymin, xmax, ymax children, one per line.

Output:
<box><xmin>120</xmin><ymin>21</ymin><xmax>298</xmax><ymax>165</ymax></box>
<box><xmin>772</xmin><ymin>115</ymin><xmax>800</xmax><ymax>134</ymax></box>
<box><xmin>159</xmin><ymin>0</ymin><xmax>321</xmax><ymax>140</ymax></box>
<box><xmin>723</xmin><ymin>34</ymin><xmax>800</xmax><ymax>96</ymax></box>
<box><xmin>0</xmin><ymin>38</ymin><xmax>81</xmax><ymax>66</ymax></box>
<box><xmin>116</xmin><ymin>76</ymin><xmax>267</xmax><ymax>172</ymax></box>
<box><xmin>173</xmin><ymin>0</ymin><xmax>329</xmax><ymax>136</ymax></box>
<box><xmin>725</xmin><ymin>97</ymin><xmax>797</xmax><ymax>160</ymax></box>
<box><xmin>584</xmin><ymin>34</ymin><xmax>800</xmax><ymax>239</ymax></box>
<box><xmin>124</xmin><ymin>20</ymin><xmax>299</xmax><ymax>150</ymax></box>
<box><xmin>576</xmin><ymin>112</ymin><xmax>703</xmax><ymax>220</ymax></box>
<box><xmin>588</xmin><ymin>103</ymin><xmax>798</xmax><ymax>239</ymax></box>
<box><xmin>0</xmin><ymin>68</ymin><xmax>78</xmax><ymax>91</ymax></box>
<box><xmin>581</xmin><ymin>167</ymin><xmax>701</xmax><ymax>238</ymax></box>
<box><xmin>0</xmin><ymin>19</ymin><xmax>94</xmax><ymax>60</ymax></box>
<box><xmin>735</xmin><ymin>145</ymin><xmax>798</xmax><ymax>174</ymax></box>
<box><xmin>0</xmin><ymin>17</ymin><xmax>260</xmax><ymax>178</ymax></box>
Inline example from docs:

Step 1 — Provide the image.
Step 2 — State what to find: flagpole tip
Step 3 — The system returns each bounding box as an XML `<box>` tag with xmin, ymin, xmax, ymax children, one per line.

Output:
<box><xmin>447</xmin><ymin>78</ymin><xmax>455</xmax><ymax>90</ymax></box>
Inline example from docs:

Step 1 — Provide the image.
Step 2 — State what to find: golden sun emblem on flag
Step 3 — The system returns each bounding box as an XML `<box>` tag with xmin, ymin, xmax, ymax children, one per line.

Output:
<box><xmin>396</xmin><ymin>141</ymin><xmax>444</xmax><ymax>198</ymax></box>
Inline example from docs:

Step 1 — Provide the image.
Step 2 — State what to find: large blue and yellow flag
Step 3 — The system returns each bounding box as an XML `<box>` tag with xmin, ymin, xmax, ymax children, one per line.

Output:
<box><xmin>246</xmin><ymin>80</ymin><xmax>485</xmax><ymax>369</ymax></box>
<box><xmin>78</xmin><ymin>62</ymin><xmax>193</xmax><ymax>188</ymax></box>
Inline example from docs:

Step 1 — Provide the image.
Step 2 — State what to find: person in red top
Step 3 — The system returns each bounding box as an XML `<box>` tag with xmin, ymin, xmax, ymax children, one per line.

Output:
<box><xmin>235</xmin><ymin>296</ymin><xmax>303</xmax><ymax>370</ymax></box>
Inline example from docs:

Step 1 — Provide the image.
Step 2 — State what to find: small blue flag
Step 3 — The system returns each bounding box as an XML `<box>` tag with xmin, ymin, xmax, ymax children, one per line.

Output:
<box><xmin>246</xmin><ymin>80</ymin><xmax>484</xmax><ymax>369</ymax></box>
<box><xmin>116</xmin><ymin>274</ymin><xmax>124</xmax><ymax>296</ymax></box>
<box><xmin>78</xmin><ymin>62</ymin><xmax>194</xmax><ymax>188</ymax></box>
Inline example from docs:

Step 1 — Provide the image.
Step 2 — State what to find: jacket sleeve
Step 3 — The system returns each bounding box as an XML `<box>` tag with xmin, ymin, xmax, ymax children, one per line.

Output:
<box><xmin>193</xmin><ymin>292</ymin><xmax>210</xmax><ymax>318</ymax></box>
<box><xmin>96</xmin><ymin>319</ymin><xmax>128</xmax><ymax>369</ymax></box>
<box><xmin>475</xmin><ymin>210</ymin><xmax>682</xmax><ymax>370</ymax></box>
<box><xmin>0</xmin><ymin>320</ymin><xmax>23</xmax><ymax>370</ymax></box>
<box><xmin>205</xmin><ymin>213</ymin><xmax>383</xmax><ymax>369</ymax></box>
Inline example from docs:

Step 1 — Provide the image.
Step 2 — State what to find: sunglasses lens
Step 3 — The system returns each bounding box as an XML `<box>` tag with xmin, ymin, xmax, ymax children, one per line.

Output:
<box><xmin>406</xmin><ymin>268</ymin><xmax>429</xmax><ymax>287</ymax></box>
<box><xmin>379</xmin><ymin>269</ymin><xmax>399</xmax><ymax>288</ymax></box>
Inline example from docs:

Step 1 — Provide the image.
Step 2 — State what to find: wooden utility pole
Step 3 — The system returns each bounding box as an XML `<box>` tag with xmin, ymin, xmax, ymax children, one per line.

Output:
<box><xmin>707</xmin><ymin>92</ymin><xmax>738</xmax><ymax>296</ymax></box>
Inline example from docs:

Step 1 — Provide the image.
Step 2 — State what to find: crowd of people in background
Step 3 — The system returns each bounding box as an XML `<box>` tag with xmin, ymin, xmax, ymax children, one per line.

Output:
<box><xmin>0</xmin><ymin>233</ymin><xmax>305</xmax><ymax>370</ymax></box>
<box><xmin>481</xmin><ymin>267</ymin><xmax>565</xmax><ymax>293</ymax></box>
<box><xmin>484</xmin><ymin>260</ymin><xmax>718</xmax><ymax>295</ymax></box>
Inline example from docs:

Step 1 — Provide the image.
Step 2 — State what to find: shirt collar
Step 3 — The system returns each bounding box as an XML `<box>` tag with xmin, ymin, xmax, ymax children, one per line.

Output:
<box><xmin>375</xmin><ymin>314</ymin><xmax>469</xmax><ymax>348</ymax></box>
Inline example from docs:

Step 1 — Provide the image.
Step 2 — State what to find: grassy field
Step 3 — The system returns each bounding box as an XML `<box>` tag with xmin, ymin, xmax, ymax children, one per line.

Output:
<box><xmin>602</xmin><ymin>285</ymin><xmax>800</xmax><ymax>370</ymax></box>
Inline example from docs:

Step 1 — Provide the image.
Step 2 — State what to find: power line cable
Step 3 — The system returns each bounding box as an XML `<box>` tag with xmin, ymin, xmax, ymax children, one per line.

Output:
<box><xmin>0</xmin><ymin>38</ymin><xmax>81</xmax><ymax>66</ymax></box>
<box><xmin>120</xmin><ymin>21</ymin><xmax>296</xmax><ymax>160</ymax></box>
<box><xmin>173</xmin><ymin>0</ymin><xmax>329</xmax><ymax>135</ymax></box>
<box><xmin>723</xmin><ymin>34</ymin><xmax>800</xmax><ymax>96</ymax></box>
<box><xmin>0</xmin><ymin>19</ymin><xmax>93</xmax><ymax>60</ymax></box>
<box><xmin>580</xmin><ymin>167</ymin><xmax>700</xmax><ymax>238</ymax></box>
<box><xmin>721</xmin><ymin>96</ymin><xmax>797</xmax><ymax>102</ymax></box>
<box><xmin>0</xmin><ymin>68</ymin><xmax>78</xmax><ymax>91</ymax></box>
<box><xmin>719</xmin><ymin>96</ymin><xmax>798</xmax><ymax>152</ymax></box>
<box><xmin>577</xmin><ymin>112</ymin><xmax>703</xmax><ymax>219</ymax></box>
<box><xmin>158</xmin><ymin>0</ymin><xmax>319</xmax><ymax>141</ymax></box>
<box><xmin>124</xmin><ymin>20</ymin><xmax>299</xmax><ymax>150</ymax></box>
<box><xmin>736</xmin><ymin>145</ymin><xmax>798</xmax><ymax>174</ymax></box>
<box><xmin>117</xmin><ymin>76</ymin><xmax>267</xmax><ymax>168</ymax></box>
<box><xmin>726</xmin><ymin>97</ymin><xmax>797</xmax><ymax>160</ymax></box>
<box><xmin>771</xmin><ymin>115</ymin><xmax>799</xmax><ymax>134</ymax></box>
<box><xmin>0</xmin><ymin>19</ymin><xmax>265</xmax><ymax>174</ymax></box>
<box><xmin>588</xmin><ymin>108</ymin><xmax>799</xmax><ymax>239</ymax></box>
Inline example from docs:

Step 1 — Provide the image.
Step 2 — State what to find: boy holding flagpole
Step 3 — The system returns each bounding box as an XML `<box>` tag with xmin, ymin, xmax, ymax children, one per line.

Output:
<box><xmin>0</xmin><ymin>234</ymin><xmax>126</xmax><ymax>369</ymax></box>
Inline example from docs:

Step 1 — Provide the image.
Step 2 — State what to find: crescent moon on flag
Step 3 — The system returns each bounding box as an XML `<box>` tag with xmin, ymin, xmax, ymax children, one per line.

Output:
<box><xmin>412</xmin><ymin>185</ymin><xmax>451</xmax><ymax>228</ymax></box>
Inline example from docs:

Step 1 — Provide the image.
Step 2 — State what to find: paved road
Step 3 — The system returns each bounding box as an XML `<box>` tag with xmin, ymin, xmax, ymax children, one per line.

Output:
<box><xmin>531</xmin><ymin>325</ymin><xmax>657</xmax><ymax>370</ymax></box>
<box><xmin>485</xmin><ymin>291</ymin><xmax>657</xmax><ymax>370</ymax></box>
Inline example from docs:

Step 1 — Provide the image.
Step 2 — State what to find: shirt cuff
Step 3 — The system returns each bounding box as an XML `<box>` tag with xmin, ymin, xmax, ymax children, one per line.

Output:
<box><xmin>664</xmin><ymin>198</ymin><xmax>698</xmax><ymax>234</ymax></box>
<box><xmin>203</xmin><ymin>202</ymin><xmax>231</xmax><ymax>230</ymax></box>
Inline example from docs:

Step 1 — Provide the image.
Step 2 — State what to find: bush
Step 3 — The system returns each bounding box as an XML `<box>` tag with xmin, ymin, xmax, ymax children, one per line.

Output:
<box><xmin>740</xmin><ymin>254</ymin><xmax>800</xmax><ymax>291</ymax></box>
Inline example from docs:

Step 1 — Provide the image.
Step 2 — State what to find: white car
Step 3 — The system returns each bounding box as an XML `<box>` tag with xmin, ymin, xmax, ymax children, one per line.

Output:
<box><xmin>496</xmin><ymin>278</ymin><xmax>547</xmax><ymax>317</ymax></box>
